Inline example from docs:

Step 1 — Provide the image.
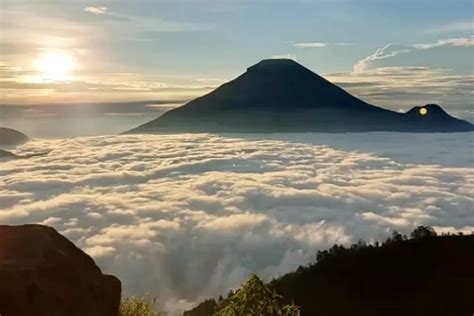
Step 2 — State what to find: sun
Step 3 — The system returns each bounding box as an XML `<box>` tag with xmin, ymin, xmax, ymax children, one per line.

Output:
<box><xmin>34</xmin><ymin>50</ymin><xmax>76</xmax><ymax>82</ymax></box>
<box><xmin>419</xmin><ymin>107</ymin><xmax>428</xmax><ymax>116</ymax></box>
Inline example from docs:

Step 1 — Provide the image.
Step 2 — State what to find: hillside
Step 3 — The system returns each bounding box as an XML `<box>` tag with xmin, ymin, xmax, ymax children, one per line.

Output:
<box><xmin>184</xmin><ymin>227</ymin><xmax>474</xmax><ymax>316</ymax></box>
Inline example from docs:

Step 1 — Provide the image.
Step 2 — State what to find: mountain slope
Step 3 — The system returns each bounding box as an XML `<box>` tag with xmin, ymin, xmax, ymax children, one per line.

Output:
<box><xmin>271</xmin><ymin>234</ymin><xmax>474</xmax><ymax>316</ymax></box>
<box><xmin>126</xmin><ymin>59</ymin><xmax>473</xmax><ymax>133</ymax></box>
<box><xmin>184</xmin><ymin>231</ymin><xmax>474</xmax><ymax>316</ymax></box>
<box><xmin>403</xmin><ymin>103</ymin><xmax>473</xmax><ymax>132</ymax></box>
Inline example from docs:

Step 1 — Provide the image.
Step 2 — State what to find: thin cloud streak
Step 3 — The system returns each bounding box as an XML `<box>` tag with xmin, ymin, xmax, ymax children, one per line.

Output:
<box><xmin>430</xmin><ymin>21</ymin><xmax>474</xmax><ymax>33</ymax></box>
<box><xmin>353</xmin><ymin>36</ymin><xmax>474</xmax><ymax>73</ymax></box>
<box><xmin>294</xmin><ymin>42</ymin><xmax>328</xmax><ymax>48</ymax></box>
<box><xmin>84</xmin><ymin>6</ymin><xmax>109</xmax><ymax>15</ymax></box>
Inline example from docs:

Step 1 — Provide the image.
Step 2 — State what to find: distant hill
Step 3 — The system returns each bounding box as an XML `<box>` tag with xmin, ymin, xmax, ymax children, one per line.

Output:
<box><xmin>126</xmin><ymin>59</ymin><xmax>473</xmax><ymax>134</ymax></box>
<box><xmin>0</xmin><ymin>127</ymin><xmax>29</xmax><ymax>146</ymax></box>
<box><xmin>184</xmin><ymin>227</ymin><xmax>474</xmax><ymax>316</ymax></box>
<box><xmin>0</xmin><ymin>149</ymin><xmax>19</xmax><ymax>160</ymax></box>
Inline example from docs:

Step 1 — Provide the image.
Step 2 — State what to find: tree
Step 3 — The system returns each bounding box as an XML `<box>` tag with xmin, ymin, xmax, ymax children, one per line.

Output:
<box><xmin>410</xmin><ymin>225</ymin><xmax>437</xmax><ymax>239</ymax></box>
<box><xmin>213</xmin><ymin>274</ymin><xmax>299</xmax><ymax>316</ymax></box>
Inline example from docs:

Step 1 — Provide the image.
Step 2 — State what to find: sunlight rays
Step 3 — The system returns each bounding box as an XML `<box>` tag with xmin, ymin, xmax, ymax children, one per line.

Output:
<box><xmin>33</xmin><ymin>49</ymin><xmax>76</xmax><ymax>82</ymax></box>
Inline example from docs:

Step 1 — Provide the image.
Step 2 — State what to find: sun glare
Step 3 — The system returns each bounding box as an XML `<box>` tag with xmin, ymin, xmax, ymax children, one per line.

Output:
<box><xmin>34</xmin><ymin>50</ymin><xmax>76</xmax><ymax>82</ymax></box>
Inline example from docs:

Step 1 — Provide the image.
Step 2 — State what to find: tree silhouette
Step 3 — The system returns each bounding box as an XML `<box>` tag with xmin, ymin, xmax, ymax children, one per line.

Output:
<box><xmin>410</xmin><ymin>225</ymin><xmax>437</xmax><ymax>239</ymax></box>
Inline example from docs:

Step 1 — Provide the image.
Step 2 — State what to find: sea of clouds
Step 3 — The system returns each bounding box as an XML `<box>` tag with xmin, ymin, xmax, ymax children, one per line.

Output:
<box><xmin>1</xmin><ymin>133</ymin><xmax>473</xmax><ymax>314</ymax></box>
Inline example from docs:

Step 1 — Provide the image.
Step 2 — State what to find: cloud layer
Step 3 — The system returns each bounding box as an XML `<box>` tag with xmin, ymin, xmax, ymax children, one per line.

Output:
<box><xmin>294</xmin><ymin>42</ymin><xmax>353</xmax><ymax>48</ymax></box>
<box><xmin>1</xmin><ymin>134</ymin><xmax>473</xmax><ymax>314</ymax></box>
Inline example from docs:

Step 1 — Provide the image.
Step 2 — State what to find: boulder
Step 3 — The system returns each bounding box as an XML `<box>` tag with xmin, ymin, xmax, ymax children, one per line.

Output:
<box><xmin>0</xmin><ymin>224</ymin><xmax>121</xmax><ymax>316</ymax></box>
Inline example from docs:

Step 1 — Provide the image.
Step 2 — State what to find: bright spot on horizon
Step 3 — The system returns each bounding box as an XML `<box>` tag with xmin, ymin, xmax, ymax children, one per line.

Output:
<box><xmin>419</xmin><ymin>107</ymin><xmax>428</xmax><ymax>116</ymax></box>
<box><xmin>33</xmin><ymin>49</ymin><xmax>76</xmax><ymax>82</ymax></box>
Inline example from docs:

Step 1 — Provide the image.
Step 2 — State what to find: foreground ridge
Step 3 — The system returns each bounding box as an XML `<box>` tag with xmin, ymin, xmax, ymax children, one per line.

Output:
<box><xmin>185</xmin><ymin>226</ymin><xmax>474</xmax><ymax>316</ymax></box>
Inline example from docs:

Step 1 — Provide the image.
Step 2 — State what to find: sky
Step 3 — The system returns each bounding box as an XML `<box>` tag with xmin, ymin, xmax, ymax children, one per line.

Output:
<box><xmin>1</xmin><ymin>0</ymin><xmax>473</xmax><ymax>133</ymax></box>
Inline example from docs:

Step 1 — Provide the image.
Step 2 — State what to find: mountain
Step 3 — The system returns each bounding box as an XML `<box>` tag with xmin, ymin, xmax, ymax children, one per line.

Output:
<box><xmin>126</xmin><ymin>59</ymin><xmax>473</xmax><ymax>134</ymax></box>
<box><xmin>404</xmin><ymin>103</ymin><xmax>473</xmax><ymax>132</ymax></box>
<box><xmin>185</xmin><ymin>229</ymin><xmax>474</xmax><ymax>316</ymax></box>
<box><xmin>0</xmin><ymin>127</ymin><xmax>29</xmax><ymax>146</ymax></box>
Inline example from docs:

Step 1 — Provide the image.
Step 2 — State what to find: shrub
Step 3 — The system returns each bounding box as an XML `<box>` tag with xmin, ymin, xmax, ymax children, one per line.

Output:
<box><xmin>120</xmin><ymin>296</ymin><xmax>162</xmax><ymax>316</ymax></box>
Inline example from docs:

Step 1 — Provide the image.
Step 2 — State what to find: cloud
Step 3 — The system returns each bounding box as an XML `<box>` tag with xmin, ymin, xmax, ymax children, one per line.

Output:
<box><xmin>345</xmin><ymin>36</ymin><xmax>474</xmax><ymax>120</ymax></box>
<box><xmin>0</xmin><ymin>2</ymin><xmax>216</xmax><ymax>104</ymax></box>
<box><xmin>294</xmin><ymin>42</ymin><xmax>354</xmax><ymax>48</ymax></box>
<box><xmin>1</xmin><ymin>133</ymin><xmax>472</xmax><ymax>314</ymax></box>
<box><xmin>0</xmin><ymin>7</ymin><xmax>94</xmax><ymax>57</ymax></box>
<box><xmin>353</xmin><ymin>36</ymin><xmax>474</xmax><ymax>73</ymax></box>
<box><xmin>0</xmin><ymin>60</ymin><xmax>214</xmax><ymax>105</ymax></box>
<box><xmin>326</xmin><ymin>67</ymin><xmax>474</xmax><ymax>119</ymax></box>
<box><xmin>0</xmin><ymin>1</ymin><xmax>214</xmax><ymax>83</ymax></box>
<box><xmin>294</xmin><ymin>42</ymin><xmax>327</xmax><ymax>48</ymax></box>
<box><xmin>84</xmin><ymin>6</ymin><xmax>108</xmax><ymax>15</ymax></box>
<box><xmin>413</xmin><ymin>36</ymin><xmax>474</xmax><ymax>49</ymax></box>
<box><xmin>431</xmin><ymin>21</ymin><xmax>474</xmax><ymax>33</ymax></box>
<box><xmin>270</xmin><ymin>53</ymin><xmax>298</xmax><ymax>61</ymax></box>
<box><xmin>353</xmin><ymin>44</ymin><xmax>413</xmax><ymax>73</ymax></box>
<box><xmin>193</xmin><ymin>78</ymin><xmax>225</xmax><ymax>84</ymax></box>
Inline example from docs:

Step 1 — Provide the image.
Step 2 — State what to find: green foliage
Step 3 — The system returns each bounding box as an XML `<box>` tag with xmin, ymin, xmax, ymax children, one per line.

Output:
<box><xmin>213</xmin><ymin>274</ymin><xmax>299</xmax><ymax>316</ymax></box>
<box><xmin>120</xmin><ymin>296</ymin><xmax>162</xmax><ymax>316</ymax></box>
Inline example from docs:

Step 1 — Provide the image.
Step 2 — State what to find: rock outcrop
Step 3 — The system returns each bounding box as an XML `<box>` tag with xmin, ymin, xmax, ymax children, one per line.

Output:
<box><xmin>0</xmin><ymin>224</ymin><xmax>121</xmax><ymax>316</ymax></box>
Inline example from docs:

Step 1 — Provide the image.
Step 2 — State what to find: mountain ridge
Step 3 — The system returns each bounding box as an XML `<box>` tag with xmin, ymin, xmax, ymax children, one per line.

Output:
<box><xmin>126</xmin><ymin>59</ymin><xmax>473</xmax><ymax>134</ymax></box>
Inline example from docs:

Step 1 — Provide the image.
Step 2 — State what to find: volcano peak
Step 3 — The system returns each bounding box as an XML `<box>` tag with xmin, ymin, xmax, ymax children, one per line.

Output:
<box><xmin>126</xmin><ymin>60</ymin><xmax>473</xmax><ymax>134</ymax></box>
<box><xmin>247</xmin><ymin>58</ymin><xmax>313</xmax><ymax>75</ymax></box>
